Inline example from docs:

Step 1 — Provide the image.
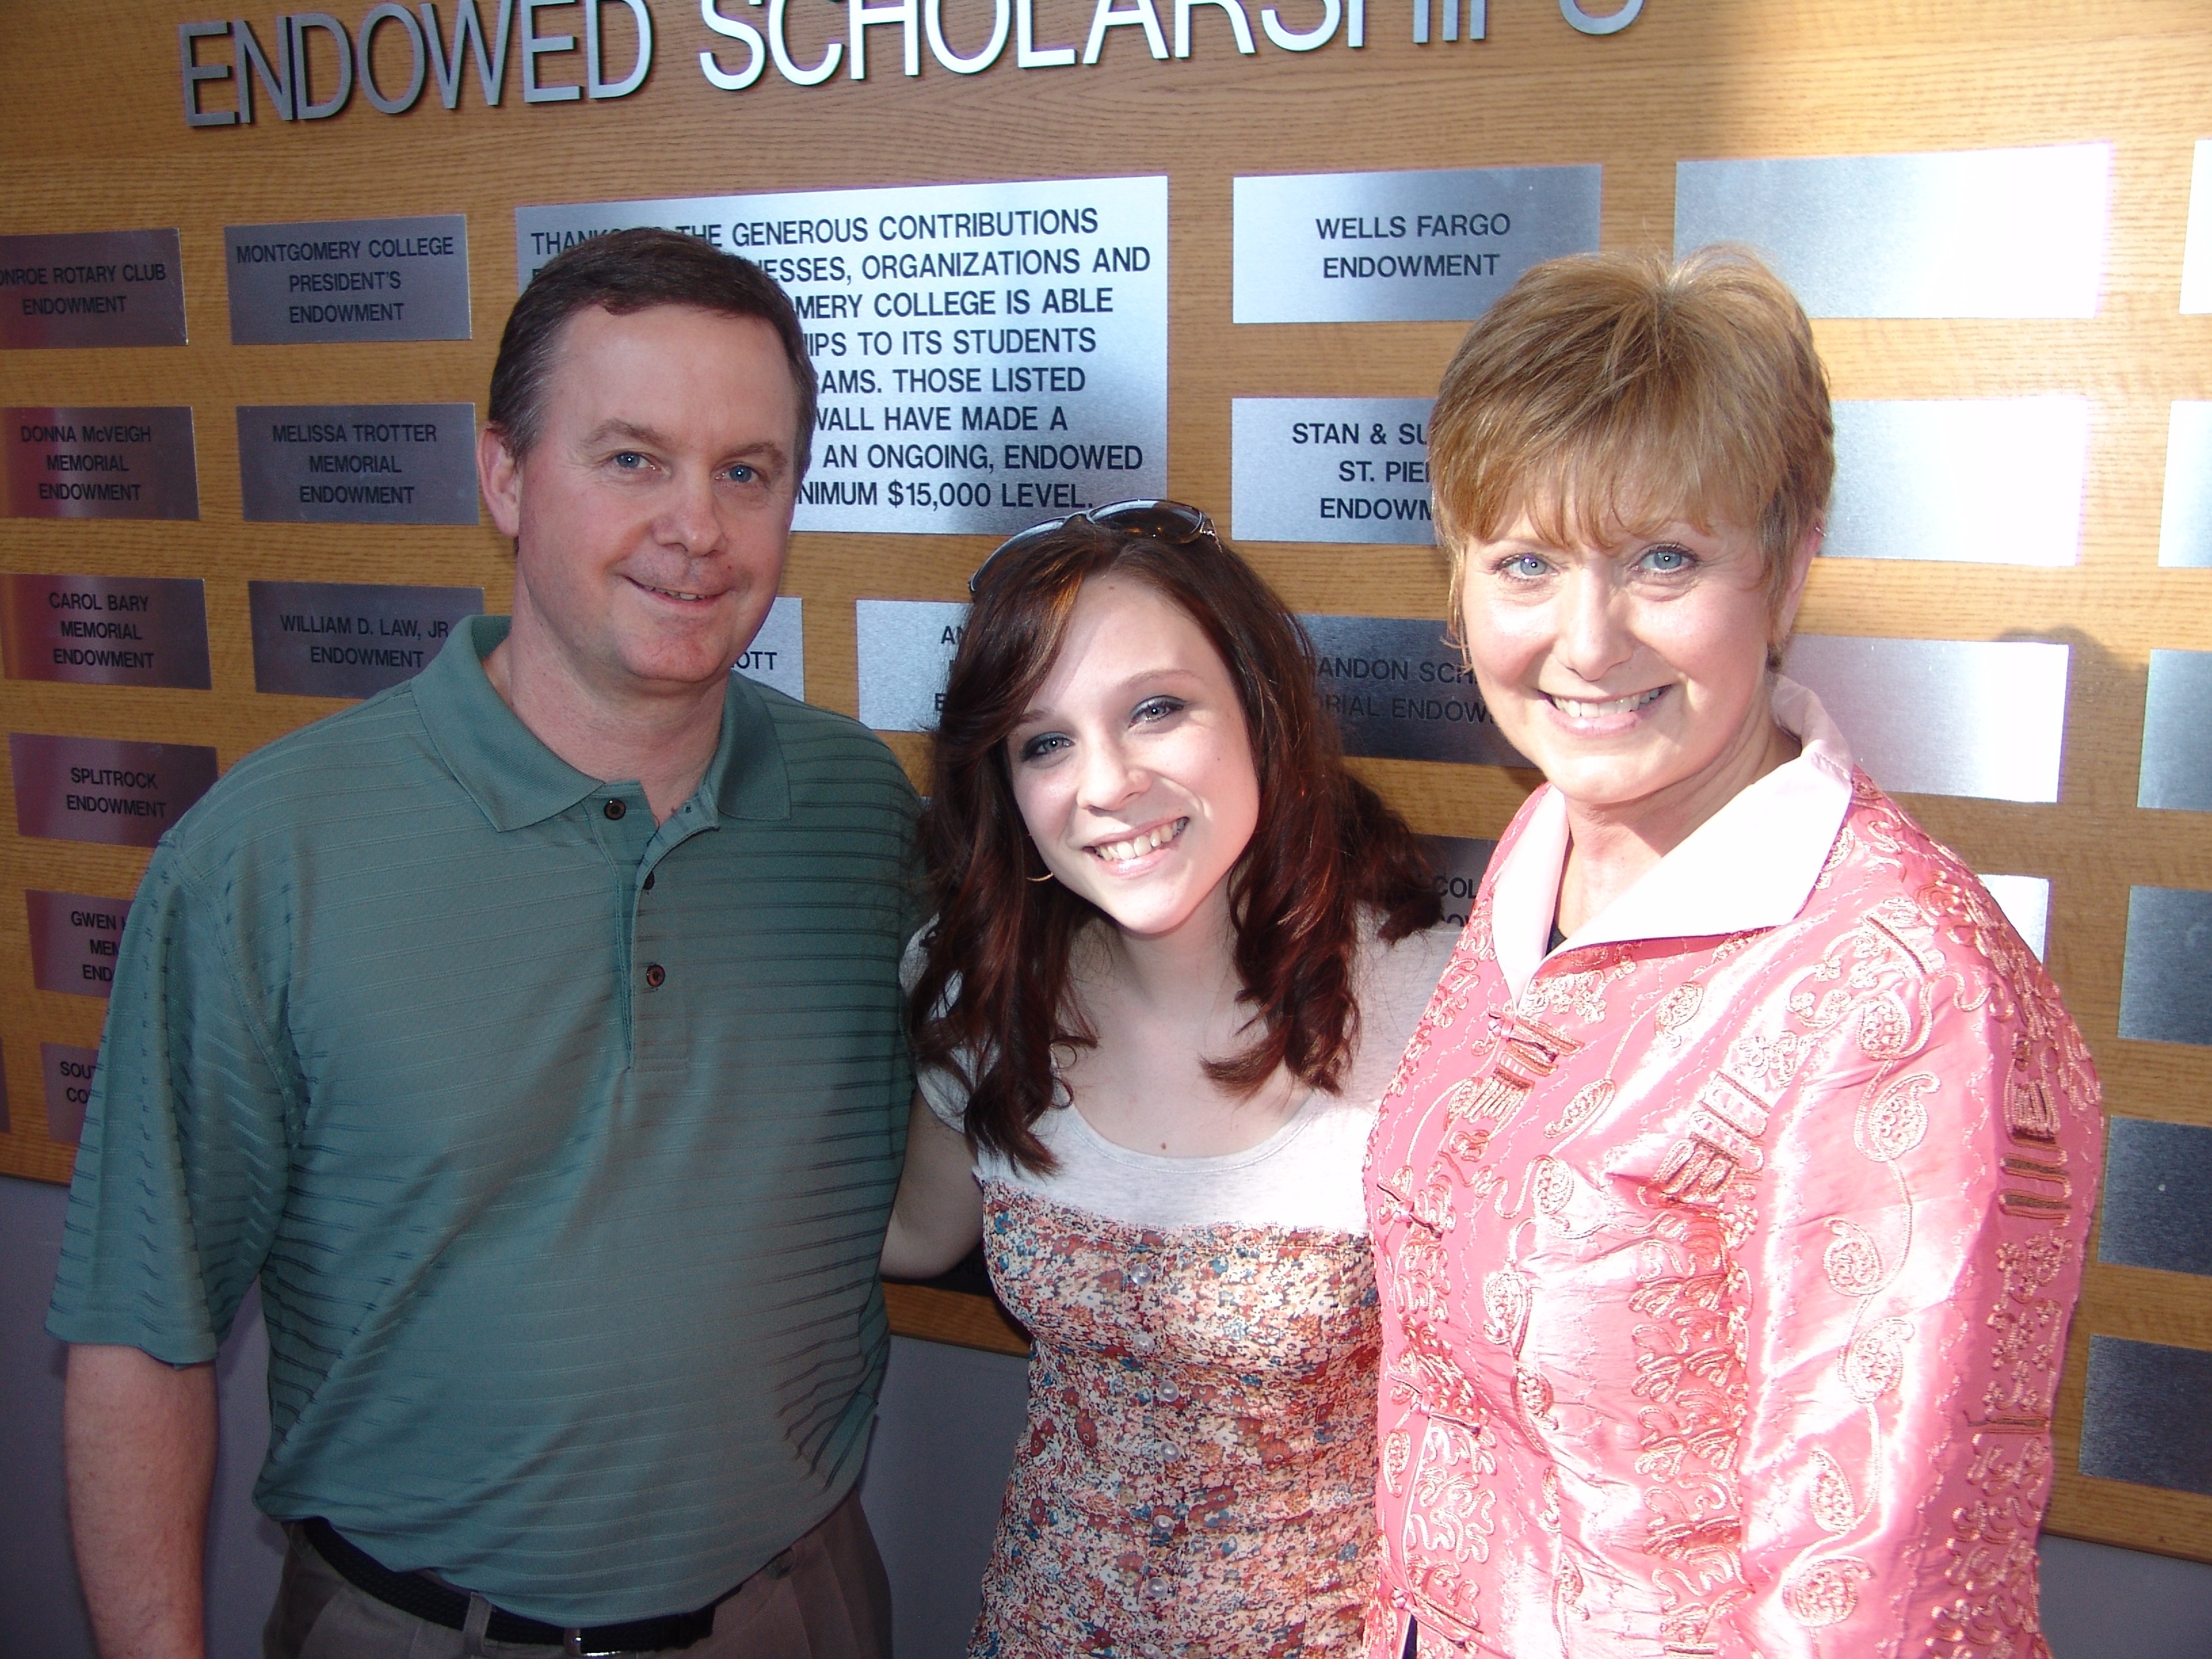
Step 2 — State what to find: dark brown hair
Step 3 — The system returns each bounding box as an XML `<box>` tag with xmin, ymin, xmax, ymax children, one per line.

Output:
<box><xmin>1429</xmin><ymin>245</ymin><xmax>1833</xmax><ymax>622</ymax></box>
<box><xmin>910</xmin><ymin>518</ymin><xmax>1441</xmax><ymax>1174</ymax></box>
<box><xmin>487</xmin><ymin>226</ymin><xmax>819</xmax><ymax>477</ymax></box>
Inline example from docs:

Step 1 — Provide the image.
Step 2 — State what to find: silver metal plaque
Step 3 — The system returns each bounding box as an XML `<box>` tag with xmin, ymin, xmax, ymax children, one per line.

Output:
<box><xmin>3</xmin><ymin>407</ymin><xmax>198</xmax><ymax>520</ymax></box>
<box><xmin>0</xmin><ymin>230</ymin><xmax>186</xmax><ymax>349</ymax></box>
<box><xmin>2184</xmin><ymin>140</ymin><xmax>2212</xmax><ymax>316</ymax></box>
<box><xmin>2120</xmin><ymin>885</ymin><xmax>2212</xmax><ymax>1047</ymax></box>
<box><xmin>2080</xmin><ymin>1336</ymin><xmax>2212</xmax><ymax>1497</ymax></box>
<box><xmin>1420</xmin><ymin>834</ymin><xmax>1496</xmax><ymax>930</ymax></box>
<box><xmin>1675</xmin><ymin>144</ymin><xmax>2110</xmax><ymax>319</ymax></box>
<box><xmin>2097</xmin><ymin>1117</ymin><xmax>2212</xmax><ymax>1279</ymax></box>
<box><xmin>734</xmin><ymin>596</ymin><xmax>804</xmax><ymax>703</ymax></box>
<box><xmin>41</xmin><ymin>1042</ymin><xmax>99</xmax><ymax>1144</ymax></box>
<box><xmin>1232</xmin><ymin>398</ymin><xmax>1436</xmax><ymax>545</ymax></box>
<box><xmin>238</xmin><ymin>404</ymin><xmax>479</xmax><ymax>525</ymax></box>
<box><xmin>1782</xmin><ymin>636</ymin><xmax>2068</xmax><ymax>803</ymax></box>
<box><xmin>1232</xmin><ymin>165</ymin><xmax>1601</xmax><ymax>325</ymax></box>
<box><xmin>2158</xmin><ymin>402</ymin><xmax>2212</xmax><ymax>568</ymax></box>
<box><xmin>249</xmin><ymin>581</ymin><xmax>484</xmax><ymax>699</ymax></box>
<box><xmin>856</xmin><ymin>599</ymin><xmax>969</xmax><ymax>732</ymax></box>
<box><xmin>225</xmin><ymin>215</ymin><xmax>470</xmax><ymax>344</ymax></box>
<box><xmin>9</xmin><ymin>733</ymin><xmax>219</xmax><ymax>846</ymax></box>
<box><xmin>1827</xmin><ymin>399</ymin><xmax>2087</xmax><ymax>566</ymax></box>
<box><xmin>2139</xmin><ymin>651</ymin><xmax>2212</xmax><ymax>812</ymax></box>
<box><xmin>516</xmin><ymin>178</ymin><xmax>1167</xmax><ymax>535</ymax></box>
<box><xmin>26</xmin><ymin>889</ymin><xmax>132</xmax><ymax>998</ymax></box>
<box><xmin>1301</xmin><ymin>615</ymin><xmax>1526</xmax><ymax>766</ymax></box>
<box><xmin>1975</xmin><ymin>874</ymin><xmax>2049</xmax><ymax>962</ymax></box>
<box><xmin>1</xmin><ymin>573</ymin><xmax>210</xmax><ymax>689</ymax></box>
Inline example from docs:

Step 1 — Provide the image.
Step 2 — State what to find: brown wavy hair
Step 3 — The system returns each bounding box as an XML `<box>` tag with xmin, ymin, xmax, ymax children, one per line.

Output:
<box><xmin>910</xmin><ymin>517</ymin><xmax>1441</xmax><ymax>1174</ymax></box>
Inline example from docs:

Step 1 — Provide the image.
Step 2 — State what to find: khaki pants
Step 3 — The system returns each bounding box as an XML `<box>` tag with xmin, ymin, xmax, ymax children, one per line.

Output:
<box><xmin>264</xmin><ymin>1489</ymin><xmax>892</xmax><ymax>1659</ymax></box>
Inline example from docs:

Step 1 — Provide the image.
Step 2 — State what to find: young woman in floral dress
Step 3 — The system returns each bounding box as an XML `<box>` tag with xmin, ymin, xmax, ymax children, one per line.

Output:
<box><xmin>882</xmin><ymin>505</ymin><xmax>1456</xmax><ymax>1658</ymax></box>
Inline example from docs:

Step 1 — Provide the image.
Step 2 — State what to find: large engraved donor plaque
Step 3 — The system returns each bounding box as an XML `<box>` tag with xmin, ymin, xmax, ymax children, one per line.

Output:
<box><xmin>516</xmin><ymin>178</ymin><xmax>1168</xmax><ymax>535</ymax></box>
<box><xmin>1</xmin><ymin>573</ymin><xmax>211</xmax><ymax>689</ymax></box>
<box><xmin>1232</xmin><ymin>398</ymin><xmax>1434</xmax><ymax>544</ymax></box>
<box><xmin>237</xmin><ymin>404</ymin><xmax>480</xmax><ymax>525</ymax></box>
<box><xmin>0</xmin><ymin>230</ymin><xmax>187</xmax><ymax>349</ymax></box>
<box><xmin>225</xmin><ymin>215</ymin><xmax>471</xmax><ymax>344</ymax></box>
<box><xmin>3</xmin><ymin>407</ymin><xmax>199</xmax><ymax>520</ymax></box>
<box><xmin>1232</xmin><ymin>165</ymin><xmax>1601</xmax><ymax>324</ymax></box>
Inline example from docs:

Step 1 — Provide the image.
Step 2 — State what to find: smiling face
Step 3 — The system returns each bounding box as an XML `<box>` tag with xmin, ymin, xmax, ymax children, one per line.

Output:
<box><xmin>480</xmin><ymin>302</ymin><xmax>800</xmax><ymax>703</ymax></box>
<box><xmin>1006</xmin><ymin>573</ymin><xmax>1262</xmax><ymax>945</ymax></box>
<box><xmin>1459</xmin><ymin>510</ymin><xmax>1814</xmax><ymax>840</ymax></box>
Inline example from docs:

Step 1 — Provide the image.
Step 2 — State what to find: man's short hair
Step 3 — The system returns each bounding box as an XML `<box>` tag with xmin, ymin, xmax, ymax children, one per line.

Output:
<box><xmin>488</xmin><ymin>226</ymin><xmax>819</xmax><ymax>480</ymax></box>
<box><xmin>1429</xmin><ymin>245</ymin><xmax>1833</xmax><ymax>621</ymax></box>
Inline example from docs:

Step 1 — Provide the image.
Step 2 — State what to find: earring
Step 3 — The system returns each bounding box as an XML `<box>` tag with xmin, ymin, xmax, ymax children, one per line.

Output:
<box><xmin>1027</xmin><ymin>869</ymin><xmax>1056</xmax><ymax>884</ymax></box>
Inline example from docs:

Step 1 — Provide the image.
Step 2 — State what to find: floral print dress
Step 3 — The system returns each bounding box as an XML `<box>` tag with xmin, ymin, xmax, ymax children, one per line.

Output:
<box><xmin>911</xmin><ymin>920</ymin><xmax>1457</xmax><ymax>1659</ymax></box>
<box><xmin>972</xmin><ymin>1181</ymin><xmax>1380</xmax><ymax>1658</ymax></box>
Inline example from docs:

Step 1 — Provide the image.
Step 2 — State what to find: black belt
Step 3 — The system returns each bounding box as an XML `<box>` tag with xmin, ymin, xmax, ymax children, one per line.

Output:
<box><xmin>300</xmin><ymin>1517</ymin><xmax>729</xmax><ymax>1654</ymax></box>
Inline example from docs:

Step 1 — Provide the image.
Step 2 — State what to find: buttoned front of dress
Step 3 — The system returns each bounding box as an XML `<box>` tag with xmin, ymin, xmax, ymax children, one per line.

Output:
<box><xmin>1365</xmin><ymin>681</ymin><xmax>2102</xmax><ymax>1659</ymax></box>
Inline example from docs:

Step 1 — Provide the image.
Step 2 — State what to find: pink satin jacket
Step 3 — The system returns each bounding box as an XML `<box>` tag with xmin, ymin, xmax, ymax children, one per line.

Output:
<box><xmin>1364</xmin><ymin>682</ymin><xmax>2102</xmax><ymax>1659</ymax></box>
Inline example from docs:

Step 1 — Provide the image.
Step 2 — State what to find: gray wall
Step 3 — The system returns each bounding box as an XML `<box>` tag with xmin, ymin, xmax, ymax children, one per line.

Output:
<box><xmin>4</xmin><ymin>1172</ymin><xmax>2208</xmax><ymax>1658</ymax></box>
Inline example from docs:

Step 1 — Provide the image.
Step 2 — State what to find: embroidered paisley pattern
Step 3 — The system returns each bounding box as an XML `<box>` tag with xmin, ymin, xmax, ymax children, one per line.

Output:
<box><xmin>1364</xmin><ymin>768</ymin><xmax>2101</xmax><ymax>1659</ymax></box>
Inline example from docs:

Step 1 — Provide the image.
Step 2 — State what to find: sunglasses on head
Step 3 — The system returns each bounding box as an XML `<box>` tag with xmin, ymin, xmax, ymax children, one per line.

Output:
<box><xmin>967</xmin><ymin>499</ymin><xmax>1220</xmax><ymax>594</ymax></box>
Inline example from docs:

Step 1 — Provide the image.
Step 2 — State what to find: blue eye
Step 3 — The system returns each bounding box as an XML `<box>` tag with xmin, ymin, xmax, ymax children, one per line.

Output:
<box><xmin>1132</xmin><ymin>697</ymin><xmax>1185</xmax><ymax>724</ymax></box>
<box><xmin>612</xmin><ymin>451</ymin><xmax>647</xmax><ymax>470</ymax></box>
<box><xmin>1497</xmin><ymin>552</ymin><xmax>1550</xmax><ymax>579</ymax></box>
<box><xmin>1018</xmin><ymin>732</ymin><xmax>1070</xmax><ymax>762</ymax></box>
<box><xmin>1640</xmin><ymin>542</ymin><xmax>1694</xmax><ymax>573</ymax></box>
<box><xmin>724</xmin><ymin>464</ymin><xmax>758</xmax><ymax>485</ymax></box>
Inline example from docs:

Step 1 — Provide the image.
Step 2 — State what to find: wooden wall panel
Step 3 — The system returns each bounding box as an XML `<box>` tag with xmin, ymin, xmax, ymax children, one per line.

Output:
<box><xmin>3</xmin><ymin>0</ymin><xmax>2209</xmax><ymax>1560</ymax></box>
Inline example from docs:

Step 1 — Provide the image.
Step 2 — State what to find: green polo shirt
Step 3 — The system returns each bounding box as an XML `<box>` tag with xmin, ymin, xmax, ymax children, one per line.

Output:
<box><xmin>47</xmin><ymin>615</ymin><xmax>920</xmax><ymax>1624</ymax></box>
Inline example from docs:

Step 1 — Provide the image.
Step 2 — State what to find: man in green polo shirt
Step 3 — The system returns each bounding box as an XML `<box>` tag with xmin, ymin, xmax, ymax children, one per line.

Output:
<box><xmin>49</xmin><ymin>229</ymin><xmax>918</xmax><ymax>1659</ymax></box>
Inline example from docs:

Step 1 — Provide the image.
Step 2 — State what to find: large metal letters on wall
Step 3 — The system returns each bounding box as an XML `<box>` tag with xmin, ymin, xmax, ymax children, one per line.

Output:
<box><xmin>3</xmin><ymin>0</ymin><xmax>2210</xmax><ymax>1563</ymax></box>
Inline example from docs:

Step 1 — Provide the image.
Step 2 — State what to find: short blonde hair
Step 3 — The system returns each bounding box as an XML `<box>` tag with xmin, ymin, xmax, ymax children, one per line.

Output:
<box><xmin>1429</xmin><ymin>246</ymin><xmax>1833</xmax><ymax>619</ymax></box>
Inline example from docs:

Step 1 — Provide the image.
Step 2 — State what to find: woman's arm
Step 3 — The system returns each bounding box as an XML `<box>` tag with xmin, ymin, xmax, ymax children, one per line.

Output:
<box><xmin>1716</xmin><ymin>934</ymin><xmax>2100</xmax><ymax>1656</ymax></box>
<box><xmin>880</xmin><ymin>1093</ymin><xmax>986</xmax><ymax>1279</ymax></box>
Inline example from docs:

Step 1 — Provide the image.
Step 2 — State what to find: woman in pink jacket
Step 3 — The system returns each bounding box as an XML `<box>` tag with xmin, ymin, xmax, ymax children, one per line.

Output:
<box><xmin>1366</xmin><ymin>247</ymin><xmax>2103</xmax><ymax>1659</ymax></box>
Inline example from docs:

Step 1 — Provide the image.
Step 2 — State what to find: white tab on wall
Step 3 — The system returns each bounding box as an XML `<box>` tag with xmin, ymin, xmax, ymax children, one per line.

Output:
<box><xmin>1675</xmin><ymin>144</ymin><xmax>2110</xmax><ymax>319</ymax></box>
<box><xmin>2184</xmin><ymin>140</ymin><xmax>2212</xmax><ymax>315</ymax></box>
<box><xmin>2159</xmin><ymin>402</ymin><xmax>2212</xmax><ymax>567</ymax></box>
<box><xmin>1231</xmin><ymin>398</ymin><xmax>1435</xmax><ymax>544</ymax></box>
<box><xmin>856</xmin><ymin>599</ymin><xmax>968</xmax><ymax>732</ymax></box>
<box><xmin>2138</xmin><ymin>650</ymin><xmax>2212</xmax><ymax>813</ymax></box>
<box><xmin>735</xmin><ymin>597</ymin><xmax>804</xmax><ymax>703</ymax></box>
<box><xmin>1784</xmin><ymin>636</ymin><xmax>2069</xmax><ymax>804</ymax></box>
<box><xmin>1827</xmin><ymin>398</ymin><xmax>2089</xmax><ymax>566</ymax></box>
<box><xmin>1976</xmin><ymin>874</ymin><xmax>2051</xmax><ymax>961</ymax></box>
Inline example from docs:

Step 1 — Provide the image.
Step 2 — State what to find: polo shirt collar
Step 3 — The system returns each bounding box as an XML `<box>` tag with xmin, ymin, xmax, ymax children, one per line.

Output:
<box><xmin>415</xmin><ymin>615</ymin><xmax>791</xmax><ymax>832</ymax></box>
<box><xmin>1492</xmin><ymin>676</ymin><xmax>1857</xmax><ymax>997</ymax></box>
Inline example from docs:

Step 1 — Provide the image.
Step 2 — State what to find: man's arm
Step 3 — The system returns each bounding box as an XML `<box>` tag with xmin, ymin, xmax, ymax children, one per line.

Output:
<box><xmin>64</xmin><ymin>1343</ymin><xmax>216</xmax><ymax>1659</ymax></box>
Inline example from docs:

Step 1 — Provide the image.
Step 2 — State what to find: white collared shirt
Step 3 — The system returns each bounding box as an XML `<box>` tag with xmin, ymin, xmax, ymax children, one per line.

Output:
<box><xmin>1489</xmin><ymin>676</ymin><xmax>1858</xmax><ymax>1000</ymax></box>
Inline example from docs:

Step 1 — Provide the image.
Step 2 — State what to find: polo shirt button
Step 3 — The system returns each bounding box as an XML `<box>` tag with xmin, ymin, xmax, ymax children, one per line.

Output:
<box><xmin>643</xmin><ymin>963</ymin><xmax>666</xmax><ymax>989</ymax></box>
<box><xmin>603</xmin><ymin>798</ymin><xmax>627</xmax><ymax>820</ymax></box>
